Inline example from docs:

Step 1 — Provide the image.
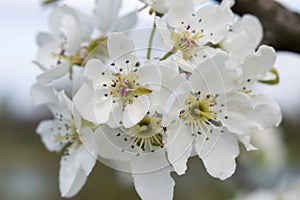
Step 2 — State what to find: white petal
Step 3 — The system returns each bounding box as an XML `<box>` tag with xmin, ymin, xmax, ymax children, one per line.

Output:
<box><xmin>59</xmin><ymin>145</ymin><xmax>96</xmax><ymax>198</ymax></box>
<box><xmin>235</xmin><ymin>14</ymin><xmax>263</xmax><ymax>48</ymax></box>
<box><xmin>106</xmin><ymin>101</ymin><xmax>124</xmax><ymax>128</ymax></box>
<box><xmin>250</xmin><ymin>94</ymin><xmax>282</xmax><ymax>128</ymax></box>
<box><xmin>137</xmin><ymin>63</ymin><xmax>162</xmax><ymax>91</ymax></box>
<box><xmin>166</xmin><ymin>122</ymin><xmax>194</xmax><ymax>175</ymax></box>
<box><xmin>36</xmin><ymin>120</ymin><xmax>65</xmax><ymax>152</ymax></box>
<box><xmin>224</xmin><ymin>92</ymin><xmax>282</xmax><ymax>134</ymax></box>
<box><xmin>123</xmin><ymin>95</ymin><xmax>150</xmax><ymax>128</ymax></box>
<box><xmin>168</xmin><ymin>0</ymin><xmax>195</xmax><ymax>27</ymax></box>
<box><xmin>83</xmin><ymin>59</ymin><xmax>105</xmax><ymax>89</ymax></box>
<box><xmin>220</xmin><ymin>0</ymin><xmax>235</xmax><ymax>8</ymax></box>
<box><xmin>238</xmin><ymin>135</ymin><xmax>257</xmax><ymax>151</ymax></box>
<box><xmin>107</xmin><ymin>32</ymin><xmax>136</xmax><ymax>62</ymax></box>
<box><xmin>156</xmin><ymin>17</ymin><xmax>174</xmax><ymax>50</ymax></box>
<box><xmin>146</xmin><ymin>0</ymin><xmax>171</xmax><ymax>13</ymax></box>
<box><xmin>94</xmin><ymin>94</ymin><xmax>115</xmax><ymax>124</ymax></box>
<box><xmin>131</xmin><ymin>149</ymin><xmax>170</xmax><ymax>173</ymax></box>
<box><xmin>36</xmin><ymin>38</ymin><xmax>61</xmax><ymax>69</ymax></box>
<box><xmin>198</xmin><ymin>130</ymin><xmax>239</xmax><ymax>180</ymax></box>
<box><xmin>36</xmin><ymin>63</ymin><xmax>69</xmax><ymax>84</ymax></box>
<box><xmin>94</xmin><ymin>0</ymin><xmax>121</xmax><ymax>33</ymax></box>
<box><xmin>223</xmin><ymin>92</ymin><xmax>255</xmax><ymax>134</ymax></box>
<box><xmin>221</xmin><ymin>30</ymin><xmax>257</xmax><ymax>60</ymax></box>
<box><xmin>80</xmin><ymin>126</ymin><xmax>132</xmax><ymax>170</ymax></box>
<box><xmin>242</xmin><ymin>45</ymin><xmax>276</xmax><ymax>80</ymax></box>
<box><xmin>57</xmin><ymin>90</ymin><xmax>73</xmax><ymax>112</ymax></box>
<box><xmin>114</xmin><ymin>11</ymin><xmax>138</xmax><ymax>32</ymax></box>
<box><xmin>60</xmin><ymin>13</ymin><xmax>82</xmax><ymax>54</ymax></box>
<box><xmin>50</xmin><ymin>5</ymin><xmax>92</xmax><ymax>41</ymax></box>
<box><xmin>150</xmin><ymin>61</ymin><xmax>187</xmax><ymax>116</ymax></box>
<box><xmin>73</xmin><ymin>84</ymin><xmax>98</xmax><ymax>124</ymax></box>
<box><xmin>175</xmin><ymin>46</ymin><xmax>219</xmax><ymax>72</ymax></box>
<box><xmin>189</xmin><ymin>52</ymin><xmax>238</xmax><ymax>95</ymax></box>
<box><xmin>194</xmin><ymin>4</ymin><xmax>234</xmax><ymax>44</ymax></box>
<box><xmin>174</xmin><ymin>54</ymin><xmax>196</xmax><ymax>73</ymax></box>
<box><xmin>30</xmin><ymin>83</ymin><xmax>58</xmax><ymax>105</ymax></box>
<box><xmin>163</xmin><ymin>82</ymin><xmax>191</xmax><ymax>126</ymax></box>
<box><xmin>132</xmin><ymin>166</ymin><xmax>175</xmax><ymax>200</ymax></box>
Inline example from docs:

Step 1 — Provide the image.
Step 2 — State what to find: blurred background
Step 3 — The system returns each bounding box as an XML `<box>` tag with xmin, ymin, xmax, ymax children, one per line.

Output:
<box><xmin>1</xmin><ymin>0</ymin><xmax>300</xmax><ymax>199</ymax></box>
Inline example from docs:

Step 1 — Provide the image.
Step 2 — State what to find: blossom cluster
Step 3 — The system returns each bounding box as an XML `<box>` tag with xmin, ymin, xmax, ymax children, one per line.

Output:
<box><xmin>31</xmin><ymin>0</ymin><xmax>282</xmax><ymax>199</ymax></box>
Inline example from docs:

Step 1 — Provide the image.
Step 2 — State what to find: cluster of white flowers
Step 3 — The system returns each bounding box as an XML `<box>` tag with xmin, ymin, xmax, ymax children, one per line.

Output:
<box><xmin>31</xmin><ymin>0</ymin><xmax>282</xmax><ymax>199</ymax></box>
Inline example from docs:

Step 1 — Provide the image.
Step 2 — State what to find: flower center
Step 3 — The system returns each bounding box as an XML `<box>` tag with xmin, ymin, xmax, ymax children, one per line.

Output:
<box><xmin>180</xmin><ymin>93</ymin><xmax>222</xmax><ymax>132</ymax></box>
<box><xmin>127</xmin><ymin>114</ymin><xmax>164</xmax><ymax>148</ymax></box>
<box><xmin>171</xmin><ymin>31</ymin><xmax>203</xmax><ymax>60</ymax></box>
<box><xmin>50</xmin><ymin>113</ymin><xmax>80</xmax><ymax>146</ymax></box>
<box><xmin>110</xmin><ymin>72</ymin><xmax>152</xmax><ymax>105</ymax></box>
<box><xmin>116</xmin><ymin>113</ymin><xmax>165</xmax><ymax>155</ymax></box>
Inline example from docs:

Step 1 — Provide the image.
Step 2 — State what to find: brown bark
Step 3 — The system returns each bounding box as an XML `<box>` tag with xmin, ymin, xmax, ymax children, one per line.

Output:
<box><xmin>223</xmin><ymin>0</ymin><xmax>300</xmax><ymax>53</ymax></box>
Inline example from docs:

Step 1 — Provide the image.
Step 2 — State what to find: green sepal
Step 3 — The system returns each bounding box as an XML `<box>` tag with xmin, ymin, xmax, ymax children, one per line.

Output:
<box><xmin>259</xmin><ymin>67</ymin><xmax>279</xmax><ymax>85</ymax></box>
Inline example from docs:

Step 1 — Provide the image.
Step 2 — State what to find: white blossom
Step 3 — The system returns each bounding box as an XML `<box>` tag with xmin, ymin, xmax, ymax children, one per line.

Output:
<box><xmin>35</xmin><ymin>5</ymin><xmax>93</xmax><ymax>83</ymax></box>
<box><xmin>164</xmin><ymin>51</ymin><xmax>282</xmax><ymax>179</ymax></box>
<box><xmin>156</xmin><ymin>0</ymin><xmax>234</xmax><ymax>60</ymax></box>
<box><xmin>74</xmin><ymin>32</ymin><xmax>165</xmax><ymax>128</ymax></box>
<box><xmin>140</xmin><ymin>0</ymin><xmax>208</xmax><ymax>14</ymax></box>
<box><xmin>31</xmin><ymin>83</ymin><xmax>96</xmax><ymax>198</ymax></box>
<box><xmin>94</xmin><ymin>0</ymin><xmax>137</xmax><ymax>35</ymax></box>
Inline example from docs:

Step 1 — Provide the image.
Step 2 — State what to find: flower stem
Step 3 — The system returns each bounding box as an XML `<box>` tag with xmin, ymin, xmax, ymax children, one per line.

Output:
<box><xmin>160</xmin><ymin>48</ymin><xmax>174</xmax><ymax>61</ymax></box>
<box><xmin>147</xmin><ymin>19</ymin><xmax>157</xmax><ymax>60</ymax></box>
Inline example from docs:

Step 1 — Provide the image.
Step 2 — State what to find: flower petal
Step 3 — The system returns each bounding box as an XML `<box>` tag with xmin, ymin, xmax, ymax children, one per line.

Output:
<box><xmin>235</xmin><ymin>14</ymin><xmax>263</xmax><ymax>48</ymax></box>
<box><xmin>94</xmin><ymin>0</ymin><xmax>122</xmax><ymax>33</ymax></box>
<box><xmin>73</xmin><ymin>84</ymin><xmax>98</xmax><ymax>124</ymax></box>
<box><xmin>36</xmin><ymin>120</ymin><xmax>65</xmax><ymax>152</ymax></box>
<box><xmin>224</xmin><ymin>92</ymin><xmax>282</xmax><ymax>135</ymax></box>
<box><xmin>80</xmin><ymin>126</ymin><xmax>132</xmax><ymax>172</ymax></box>
<box><xmin>83</xmin><ymin>59</ymin><xmax>105</xmax><ymax>89</ymax></box>
<box><xmin>59</xmin><ymin>145</ymin><xmax>96</xmax><ymax>198</ymax></box>
<box><xmin>137</xmin><ymin>62</ymin><xmax>162</xmax><ymax>91</ymax></box>
<box><xmin>123</xmin><ymin>95</ymin><xmax>150</xmax><ymax>128</ymax></box>
<box><xmin>107</xmin><ymin>32</ymin><xmax>136</xmax><ymax>62</ymax></box>
<box><xmin>30</xmin><ymin>83</ymin><xmax>58</xmax><ymax>105</ymax></box>
<box><xmin>250</xmin><ymin>93</ymin><xmax>282</xmax><ymax>128</ymax></box>
<box><xmin>242</xmin><ymin>45</ymin><xmax>276</xmax><ymax>80</ymax></box>
<box><xmin>156</xmin><ymin>17</ymin><xmax>174</xmax><ymax>50</ymax></box>
<box><xmin>238</xmin><ymin>135</ymin><xmax>257</xmax><ymax>151</ymax></box>
<box><xmin>94</xmin><ymin>94</ymin><xmax>115</xmax><ymax>124</ymax></box>
<box><xmin>194</xmin><ymin>4</ymin><xmax>234</xmax><ymax>44</ymax></box>
<box><xmin>60</xmin><ymin>14</ymin><xmax>82</xmax><ymax>54</ymax></box>
<box><xmin>36</xmin><ymin>63</ymin><xmax>69</xmax><ymax>84</ymax></box>
<box><xmin>114</xmin><ymin>11</ymin><xmax>138</xmax><ymax>32</ymax></box>
<box><xmin>166</xmin><ymin>122</ymin><xmax>194</xmax><ymax>175</ymax></box>
<box><xmin>222</xmin><ymin>14</ymin><xmax>263</xmax><ymax>60</ymax></box>
<box><xmin>36</xmin><ymin>38</ymin><xmax>61</xmax><ymax>69</ymax></box>
<box><xmin>197</xmin><ymin>130</ymin><xmax>239</xmax><ymax>180</ymax></box>
<box><xmin>189</xmin><ymin>52</ymin><xmax>238</xmax><ymax>95</ymax></box>
<box><xmin>132</xmin><ymin>166</ymin><xmax>175</xmax><ymax>200</ymax></box>
<box><xmin>168</xmin><ymin>0</ymin><xmax>195</xmax><ymax>27</ymax></box>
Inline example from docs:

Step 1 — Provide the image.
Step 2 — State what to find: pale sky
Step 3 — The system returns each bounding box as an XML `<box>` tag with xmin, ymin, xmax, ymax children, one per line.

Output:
<box><xmin>0</xmin><ymin>0</ymin><xmax>299</xmax><ymax>119</ymax></box>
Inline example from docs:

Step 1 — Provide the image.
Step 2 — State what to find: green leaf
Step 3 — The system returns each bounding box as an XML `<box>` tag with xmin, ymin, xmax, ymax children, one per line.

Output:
<box><xmin>259</xmin><ymin>67</ymin><xmax>279</xmax><ymax>85</ymax></box>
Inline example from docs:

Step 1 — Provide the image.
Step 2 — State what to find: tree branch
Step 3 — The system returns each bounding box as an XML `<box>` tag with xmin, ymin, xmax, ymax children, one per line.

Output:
<box><xmin>218</xmin><ymin>0</ymin><xmax>300</xmax><ymax>54</ymax></box>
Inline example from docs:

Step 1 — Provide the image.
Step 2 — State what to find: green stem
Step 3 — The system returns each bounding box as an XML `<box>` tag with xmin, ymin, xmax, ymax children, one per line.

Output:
<box><xmin>160</xmin><ymin>48</ymin><xmax>174</xmax><ymax>61</ymax></box>
<box><xmin>147</xmin><ymin>19</ymin><xmax>157</xmax><ymax>60</ymax></box>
